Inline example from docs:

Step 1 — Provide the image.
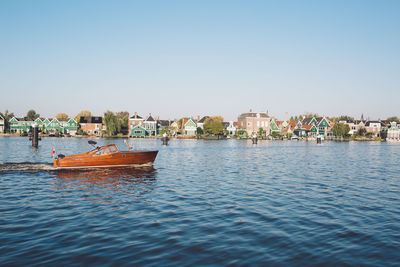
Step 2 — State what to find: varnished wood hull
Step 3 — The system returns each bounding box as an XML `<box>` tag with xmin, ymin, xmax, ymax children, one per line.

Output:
<box><xmin>53</xmin><ymin>151</ymin><xmax>158</xmax><ymax>169</ymax></box>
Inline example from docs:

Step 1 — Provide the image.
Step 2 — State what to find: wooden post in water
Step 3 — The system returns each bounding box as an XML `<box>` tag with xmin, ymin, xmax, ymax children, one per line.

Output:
<box><xmin>30</xmin><ymin>124</ymin><xmax>41</xmax><ymax>148</ymax></box>
<box><xmin>252</xmin><ymin>133</ymin><xmax>258</xmax><ymax>144</ymax></box>
<box><xmin>162</xmin><ymin>133</ymin><xmax>169</xmax><ymax>145</ymax></box>
<box><xmin>317</xmin><ymin>136</ymin><xmax>322</xmax><ymax>144</ymax></box>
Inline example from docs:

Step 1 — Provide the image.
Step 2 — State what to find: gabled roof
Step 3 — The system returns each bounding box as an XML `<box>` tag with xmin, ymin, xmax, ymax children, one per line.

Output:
<box><xmin>9</xmin><ymin>117</ymin><xmax>19</xmax><ymax>122</ymax></box>
<box><xmin>130</xmin><ymin>114</ymin><xmax>143</xmax><ymax>119</ymax></box>
<box><xmin>354</xmin><ymin>120</ymin><xmax>365</xmax><ymax>125</ymax></box>
<box><xmin>145</xmin><ymin>115</ymin><xmax>155</xmax><ymax>122</ymax></box>
<box><xmin>198</xmin><ymin>116</ymin><xmax>209</xmax><ymax>123</ymax></box>
<box><xmin>222</xmin><ymin>122</ymin><xmax>230</xmax><ymax>128</ymax></box>
<box><xmin>132</xmin><ymin>124</ymin><xmax>146</xmax><ymax>130</ymax></box>
<box><xmin>158</xmin><ymin>120</ymin><xmax>171</xmax><ymax>127</ymax></box>
<box><xmin>302</xmin><ymin>118</ymin><xmax>313</xmax><ymax>125</ymax></box>
<box><xmin>184</xmin><ymin>118</ymin><xmax>196</xmax><ymax>127</ymax></box>
<box><xmin>303</xmin><ymin>124</ymin><xmax>317</xmax><ymax>131</ymax></box>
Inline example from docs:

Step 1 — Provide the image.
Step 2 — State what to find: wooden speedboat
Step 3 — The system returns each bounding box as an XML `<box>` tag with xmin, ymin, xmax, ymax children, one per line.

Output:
<box><xmin>53</xmin><ymin>142</ymin><xmax>158</xmax><ymax>170</ymax></box>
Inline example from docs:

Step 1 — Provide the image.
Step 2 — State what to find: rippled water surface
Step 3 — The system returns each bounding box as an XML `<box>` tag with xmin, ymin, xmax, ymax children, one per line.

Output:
<box><xmin>1</xmin><ymin>137</ymin><xmax>400</xmax><ymax>266</ymax></box>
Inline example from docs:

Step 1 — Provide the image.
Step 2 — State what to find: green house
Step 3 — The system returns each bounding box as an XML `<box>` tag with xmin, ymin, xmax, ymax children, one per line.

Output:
<box><xmin>131</xmin><ymin>125</ymin><xmax>147</xmax><ymax>137</ymax></box>
<box><xmin>9</xmin><ymin>117</ymin><xmax>21</xmax><ymax>133</ymax></box>
<box><xmin>46</xmin><ymin>118</ymin><xmax>60</xmax><ymax>134</ymax></box>
<box><xmin>60</xmin><ymin>119</ymin><xmax>78</xmax><ymax>135</ymax></box>
<box><xmin>9</xmin><ymin>117</ymin><xmax>33</xmax><ymax>133</ymax></box>
<box><xmin>317</xmin><ymin>117</ymin><xmax>331</xmax><ymax>134</ymax></box>
<box><xmin>305</xmin><ymin>125</ymin><xmax>318</xmax><ymax>137</ymax></box>
<box><xmin>270</xmin><ymin>120</ymin><xmax>280</xmax><ymax>133</ymax></box>
<box><xmin>34</xmin><ymin>118</ymin><xmax>43</xmax><ymax>125</ymax></box>
<box><xmin>183</xmin><ymin>119</ymin><xmax>197</xmax><ymax>136</ymax></box>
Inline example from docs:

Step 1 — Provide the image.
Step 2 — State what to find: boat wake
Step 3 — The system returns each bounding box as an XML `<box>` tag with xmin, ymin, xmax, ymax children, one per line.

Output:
<box><xmin>0</xmin><ymin>162</ymin><xmax>55</xmax><ymax>173</ymax></box>
<box><xmin>0</xmin><ymin>162</ymin><xmax>155</xmax><ymax>174</ymax></box>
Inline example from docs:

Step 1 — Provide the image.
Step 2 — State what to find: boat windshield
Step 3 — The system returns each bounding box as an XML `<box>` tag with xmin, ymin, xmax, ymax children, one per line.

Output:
<box><xmin>91</xmin><ymin>145</ymin><xmax>119</xmax><ymax>155</ymax></box>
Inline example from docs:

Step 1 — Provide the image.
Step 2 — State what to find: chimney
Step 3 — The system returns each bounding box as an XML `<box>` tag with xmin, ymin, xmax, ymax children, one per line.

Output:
<box><xmin>250</xmin><ymin>109</ymin><xmax>252</xmax><ymax>112</ymax></box>
<box><xmin>198</xmin><ymin>115</ymin><xmax>200</xmax><ymax>122</ymax></box>
<box><xmin>134</xmin><ymin>112</ymin><xmax>137</xmax><ymax>119</ymax></box>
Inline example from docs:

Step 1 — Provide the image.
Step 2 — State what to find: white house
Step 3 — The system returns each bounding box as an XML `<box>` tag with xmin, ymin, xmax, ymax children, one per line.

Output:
<box><xmin>144</xmin><ymin>114</ymin><xmax>157</xmax><ymax>136</ymax></box>
<box><xmin>0</xmin><ymin>115</ymin><xmax>4</xmax><ymax>133</ymax></box>
<box><xmin>226</xmin><ymin>121</ymin><xmax>236</xmax><ymax>136</ymax></box>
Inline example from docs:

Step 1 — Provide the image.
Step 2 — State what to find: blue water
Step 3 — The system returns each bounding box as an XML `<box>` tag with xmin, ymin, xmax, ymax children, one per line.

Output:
<box><xmin>1</xmin><ymin>137</ymin><xmax>400</xmax><ymax>266</ymax></box>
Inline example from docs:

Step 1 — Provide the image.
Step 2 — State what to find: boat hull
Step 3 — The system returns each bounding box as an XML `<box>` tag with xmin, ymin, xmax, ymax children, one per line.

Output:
<box><xmin>53</xmin><ymin>150</ymin><xmax>158</xmax><ymax>170</ymax></box>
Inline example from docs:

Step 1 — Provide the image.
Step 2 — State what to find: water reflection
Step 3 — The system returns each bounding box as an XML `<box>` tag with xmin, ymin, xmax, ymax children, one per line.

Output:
<box><xmin>52</xmin><ymin>167</ymin><xmax>157</xmax><ymax>201</ymax></box>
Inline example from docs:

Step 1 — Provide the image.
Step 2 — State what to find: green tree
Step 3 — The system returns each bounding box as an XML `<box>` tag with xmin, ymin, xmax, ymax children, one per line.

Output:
<box><xmin>77</xmin><ymin>128</ymin><xmax>86</xmax><ymax>135</ymax></box>
<box><xmin>104</xmin><ymin>111</ymin><xmax>120</xmax><ymax>136</ymax></box>
<box><xmin>332</xmin><ymin>123</ymin><xmax>350</xmax><ymax>137</ymax></box>
<box><xmin>74</xmin><ymin>110</ymin><xmax>92</xmax><ymax>123</ymax></box>
<box><xmin>160</xmin><ymin>126</ymin><xmax>175</xmax><ymax>136</ymax></box>
<box><xmin>302</xmin><ymin>113</ymin><xmax>319</xmax><ymax>119</ymax></box>
<box><xmin>258</xmin><ymin>127</ymin><xmax>264</xmax><ymax>137</ymax></box>
<box><xmin>336</xmin><ymin>115</ymin><xmax>354</xmax><ymax>122</ymax></box>
<box><xmin>116</xmin><ymin>111</ymin><xmax>129</xmax><ymax>135</ymax></box>
<box><xmin>0</xmin><ymin>110</ymin><xmax>15</xmax><ymax>133</ymax></box>
<box><xmin>237</xmin><ymin>129</ymin><xmax>247</xmax><ymax>138</ymax></box>
<box><xmin>386</xmin><ymin>116</ymin><xmax>400</xmax><ymax>123</ymax></box>
<box><xmin>56</xmin><ymin>113</ymin><xmax>69</xmax><ymax>121</ymax></box>
<box><xmin>204</xmin><ymin>116</ymin><xmax>224</xmax><ymax>135</ymax></box>
<box><xmin>26</xmin><ymin>109</ymin><xmax>40</xmax><ymax>120</ymax></box>
<box><xmin>271</xmin><ymin>131</ymin><xmax>281</xmax><ymax>139</ymax></box>
<box><xmin>196</xmin><ymin>127</ymin><xmax>204</xmax><ymax>135</ymax></box>
<box><xmin>357</xmin><ymin>127</ymin><xmax>367</xmax><ymax>136</ymax></box>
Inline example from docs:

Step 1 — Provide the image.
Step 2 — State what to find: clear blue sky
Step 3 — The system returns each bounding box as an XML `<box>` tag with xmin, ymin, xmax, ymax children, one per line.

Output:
<box><xmin>1</xmin><ymin>0</ymin><xmax>399</xmax><ymax>121</ymax></box>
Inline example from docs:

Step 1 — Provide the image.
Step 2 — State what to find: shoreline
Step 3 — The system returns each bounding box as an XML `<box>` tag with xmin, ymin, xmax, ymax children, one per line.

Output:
<box><xmin>0</xmin><ymin>133</ymin><xmax>387</xmax><ymax>142</ymax></box>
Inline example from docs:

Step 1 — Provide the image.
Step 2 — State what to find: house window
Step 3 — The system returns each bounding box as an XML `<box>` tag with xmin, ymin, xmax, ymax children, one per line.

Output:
<box><xmin>134</xmin><ymin>130</ymin><xmax>142</xmax><ymax>134</ymax></box>
<box><xmin>248</xmin><ymin>122</ymin><xmax>251</xmax><ymax>126</ymax></box>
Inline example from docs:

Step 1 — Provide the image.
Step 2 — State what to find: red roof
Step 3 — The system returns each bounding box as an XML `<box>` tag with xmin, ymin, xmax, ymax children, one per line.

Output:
<box><xmin>303</xmin><ymin>124</ymin><xmax>313</xmax><ymax>130</ymax></box>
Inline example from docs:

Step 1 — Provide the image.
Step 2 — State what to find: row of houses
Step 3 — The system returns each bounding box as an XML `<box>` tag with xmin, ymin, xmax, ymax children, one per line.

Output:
<box><xmin>1</xmin><ymin>116</ymin><xmax>79</xmax><ymax>135</ymax></box>
<box><xmin>1</xmin><ymin>112</ymin><xmax>399</xmax><ymax>141</ymax></box>
<box><xmin>127</xmin><ymin>113</ymin><xmax>237</xmax><ymax>137</ymax></box>
<box><xmin>269</xmin><ymin>115</ymin><xmax>400</xmax><ymax>141</ymax></box>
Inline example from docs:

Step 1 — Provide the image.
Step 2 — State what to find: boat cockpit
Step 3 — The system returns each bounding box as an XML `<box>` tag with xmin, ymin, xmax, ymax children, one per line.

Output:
<box><xmin>89</xmin><ymin>144</ymin><xmax>120</xmax><ymax>156</ymax></box>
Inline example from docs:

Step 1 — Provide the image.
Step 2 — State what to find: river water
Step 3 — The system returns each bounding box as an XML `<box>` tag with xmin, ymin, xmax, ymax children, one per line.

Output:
<box><xmin>1</xmin><ymin>137</ymin><xmax>399</xmax><ymax>266</ymax></box>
